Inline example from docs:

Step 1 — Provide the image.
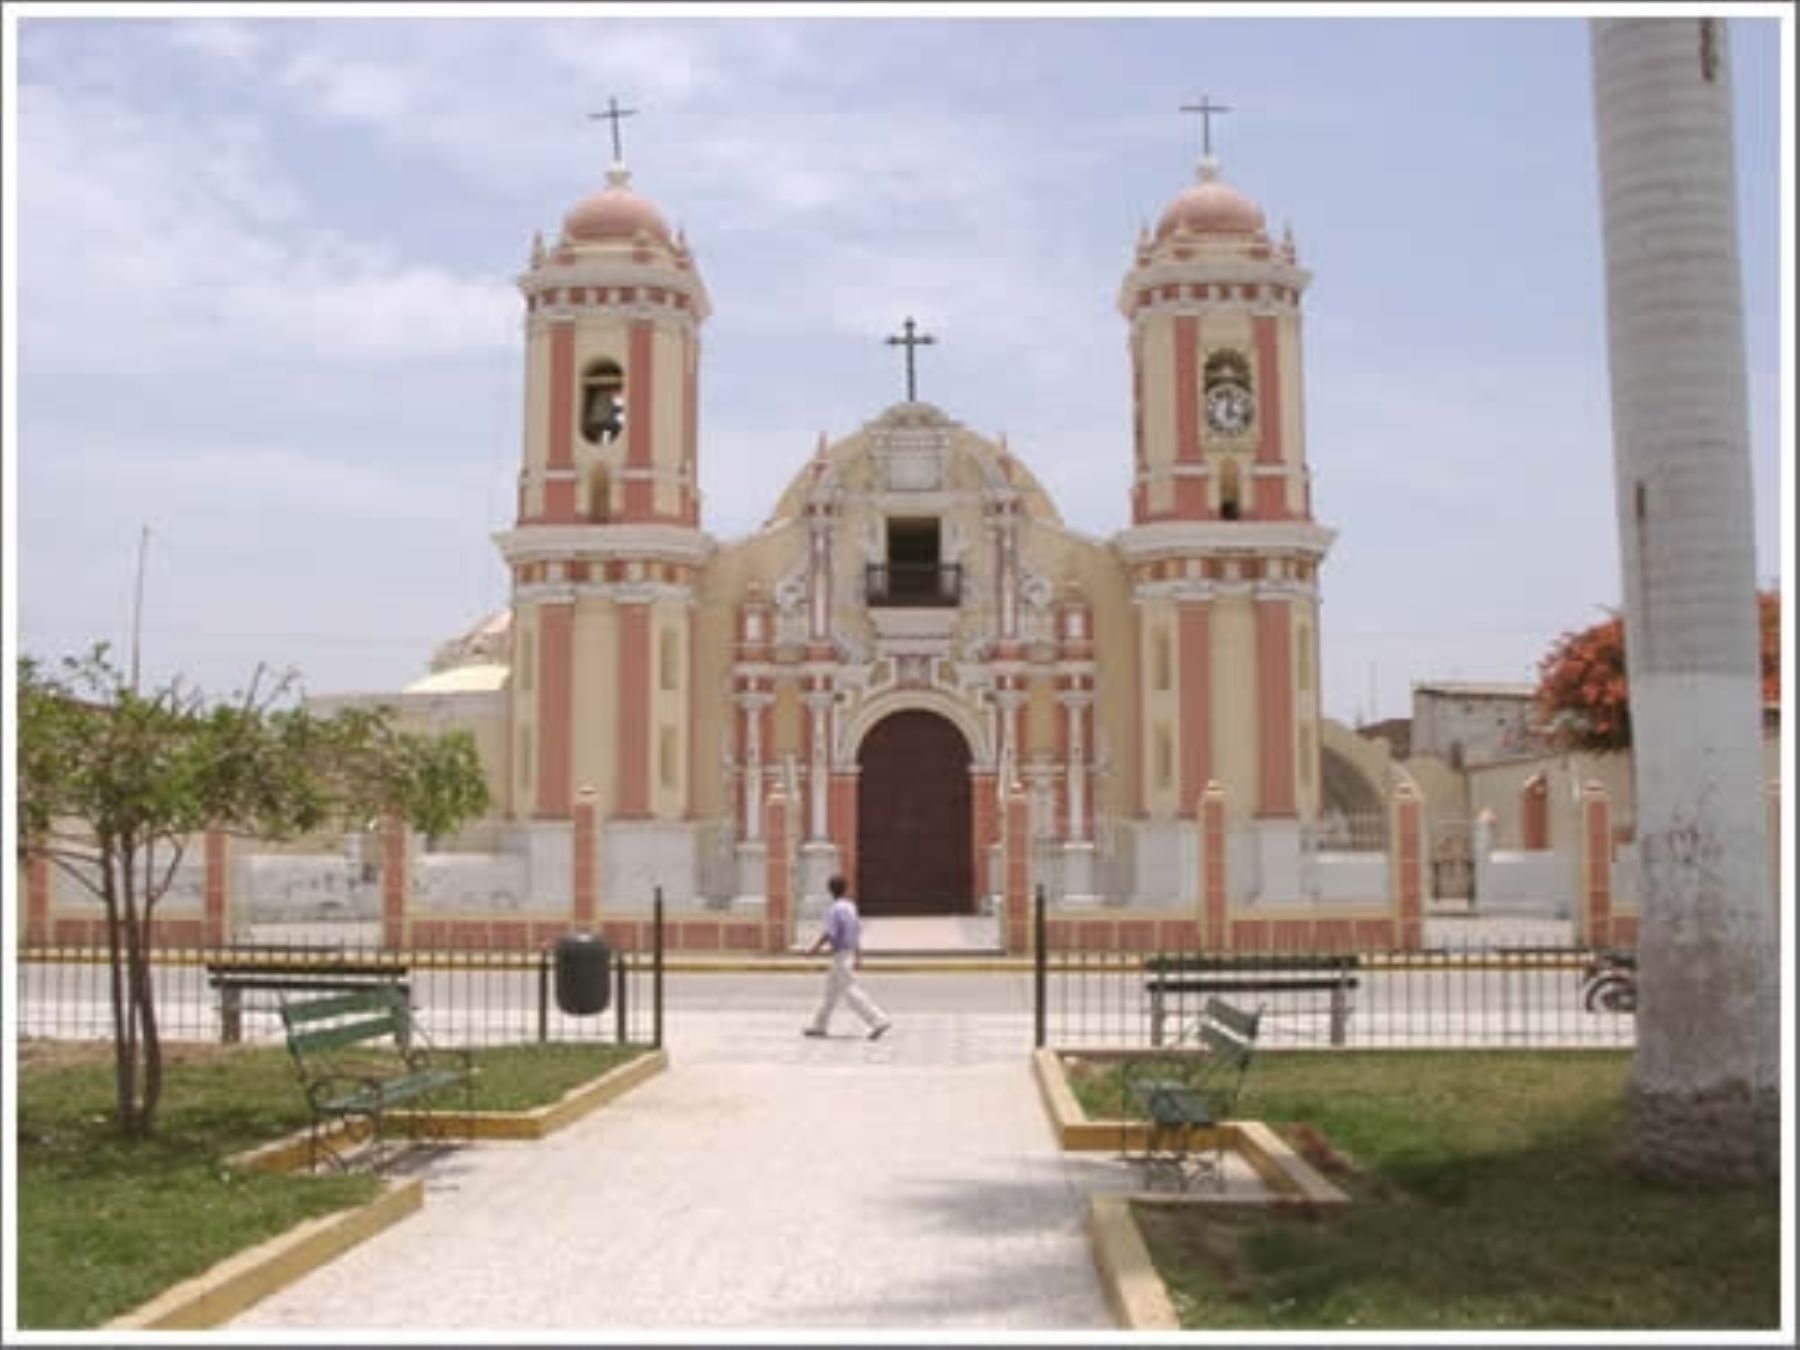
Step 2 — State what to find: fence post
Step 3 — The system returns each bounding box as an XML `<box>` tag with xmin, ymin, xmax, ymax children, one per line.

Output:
<box><xmin>653</xmin><ymin>885</ymin><xmax>665</xmax><ymax>1050</ymax></box>
<box><xmin>537</xmin><ymin>947</ymin><xmax>550</xmax><ymax>1044</ymax></box>
<box><xmin>614</xmin><ymin>950</ymin><xmax>627</xmax><ymax>1044</ymax></box>
<box><xmin>1033</xmin><ymin>883</ymin><xmax>1047</xmax><ymax>1049</ymax></box>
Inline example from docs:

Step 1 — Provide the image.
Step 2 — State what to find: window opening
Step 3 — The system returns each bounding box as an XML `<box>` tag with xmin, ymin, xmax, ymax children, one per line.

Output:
<box><xmin>868</xmin><ymin>516</ymin><xmax>959</xmax><ymax>607</ymax></box>
<box><xmin>580</xmin><ymin>359</ymin><xmax>625</xmax><ymax>445</ymax></box>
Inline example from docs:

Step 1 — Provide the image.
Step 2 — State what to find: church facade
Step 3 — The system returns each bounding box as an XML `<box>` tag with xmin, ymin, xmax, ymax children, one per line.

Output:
<box><xmin>454</xmin><ymin>132</ymin><xmax>1337</xmax><ymax>929</ymax></box>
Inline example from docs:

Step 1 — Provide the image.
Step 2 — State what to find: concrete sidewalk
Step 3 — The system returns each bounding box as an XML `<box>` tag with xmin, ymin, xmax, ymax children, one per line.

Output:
<box><xmin>230</xmin><ymin>1007</ymin><xmax>1133</xmax><ymax>1333</ymax></box>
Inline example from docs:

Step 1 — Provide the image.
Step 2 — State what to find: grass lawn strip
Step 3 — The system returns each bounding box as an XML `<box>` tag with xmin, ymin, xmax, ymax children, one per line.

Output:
<box><xmin>17</xmin><ymin>1040</ymin><xmax>658</xmax><ymax>1329</ymax></box>
<box><xmin>1070</xmin><ymin>1050</ymin><xmax>1779</xmax><ymax>1332</ymax></box>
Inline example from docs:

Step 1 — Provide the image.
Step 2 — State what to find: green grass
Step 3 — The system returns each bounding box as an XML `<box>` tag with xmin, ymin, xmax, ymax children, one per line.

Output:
<box><xmin>16</xmin><ymin>1038</ymin><xmax>652</xmax><ymax>1329</ymax></box>
<box><xmin>1070</xmin><ymin>1051</ymin><xmax>1780</xmax><ymax>1331</ymax></box>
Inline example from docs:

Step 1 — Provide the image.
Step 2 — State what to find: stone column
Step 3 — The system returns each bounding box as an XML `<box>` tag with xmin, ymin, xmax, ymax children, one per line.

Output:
<box><xmin>613</xmin><ymin>596</ymin><xmax>653</xmax><ymax>819</ymax></box>
<box><xmin>1058</xmin><ymin>588</ymin><xmax>1098</xmax><ymax>904</ymax></box>
<box><xmin>798</xmin><ymin>684</ymin><xmax>840</xmax><ymax>905</ymax></box>
<box><xmin>1387</xmin><ymin>783</ymin><xmax>1423</xmax><ymax>950</ymax></box>
<box><xmin>1195</xmin><ymin>782</ymin><xmax>1228</xmax><ymax>950</ymax></box>
<box><xmin>764</xmin><ymin>787</ymin><xmax>793</xmax><ymax>955</ymax></box>
<box><xmin>1578</xmin><ymin>781</ymin><xmax>1615</xmax><ymax>949</ymax></box>
<box><xmin>573</xmin><ymin>786</ymin><xmax>600</xmax><ymax>929</ymax></box>
<box><xmin>1060</xmin><ymin>688</ymin><xmax>1098</xmax><ymax>906</ymax></box>
<box><xmin>25</xmin><ymin>855</ymin><xmax>51</xmax><ymax>948</ymax></box>
<box><xmin>203</xmin><ymin>830</ymin><xmax>229</xmax><ymax>946</ymax></box>
<box><xmin>381</xmin><ymin>813</ymin><xmax>409</xmax><ymax>950</ymax></box>
<box><xmin>1472</xmin><ymin>809</ymin><xmax>1497</xmax><ymax>911</ymax></box>
<box><xmin>1004</xmin><ymin>786</ymin><xmax>1032</xmax><ymax>955</ymax></box>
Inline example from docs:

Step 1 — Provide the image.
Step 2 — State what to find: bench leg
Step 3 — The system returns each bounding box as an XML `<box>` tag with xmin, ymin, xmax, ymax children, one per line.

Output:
<box><xmin>1330</xmin><ymin>985</ymin><xmax>1348</xmax><ymax>1047</ymax></box>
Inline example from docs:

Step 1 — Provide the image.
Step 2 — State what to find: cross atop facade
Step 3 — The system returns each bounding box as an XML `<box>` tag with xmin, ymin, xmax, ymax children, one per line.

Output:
<box><xmin>1179</xmin><ymin>95</ymin><xmax>1232</xmax><ymax>158</ymax></box>
<box><xmin>884</xmin><ymin>316</ymin><xmax>937</xmax><ymax>402</ymax></box>
<box><xmin>589</xmin><ymin>96</ymin><xmax>639</xmax><ymax>163</ymax></box>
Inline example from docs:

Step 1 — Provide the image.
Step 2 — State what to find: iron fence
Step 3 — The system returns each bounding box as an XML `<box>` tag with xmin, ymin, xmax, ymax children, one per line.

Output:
<box><xmin>1035</xmin><ymin>944</ymin><xmax>1635</xmax><ymax>1051</ymax></box>
<box><xmin>17</xmin><ymin>933</ymin><xmax>663</xmax><ymax>1051</ymax></box>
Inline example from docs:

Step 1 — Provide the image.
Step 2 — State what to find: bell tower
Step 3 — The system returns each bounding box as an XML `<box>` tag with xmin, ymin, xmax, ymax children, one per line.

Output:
<box><xmin>1116</xmin><ymin>103</ymin><xmax>1334</xmax><ymax>895</ymax></box>
<box><xmin>496</xmin><ymin>104</ymin><xmax>712</xmax><ymax>873</ymax></box>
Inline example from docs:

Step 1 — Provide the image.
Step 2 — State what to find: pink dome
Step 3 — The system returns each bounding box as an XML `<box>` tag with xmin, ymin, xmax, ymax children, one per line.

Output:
<box><xmin>1154</xmin><ymin>160</ymin><xmax>1266</xmax><ymax>241</ymax></box>
<box><xmin>562</xmin><ymin>167</ymin><xmax>672</xmax><ymax>245</ymax></box>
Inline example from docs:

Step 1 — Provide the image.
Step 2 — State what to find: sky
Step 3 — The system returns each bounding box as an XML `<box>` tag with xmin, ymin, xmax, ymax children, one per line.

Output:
<box><xmin>6</xmin><ymin>6</ymin><xmax>1790</xmax><ymax>728</ymax></box>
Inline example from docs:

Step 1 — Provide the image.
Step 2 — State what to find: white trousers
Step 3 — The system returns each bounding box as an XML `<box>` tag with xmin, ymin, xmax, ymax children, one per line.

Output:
<box><xmin>807</xmin><ymin>950</ymin><xmax>888</xmax><ymax>1032</ymax></box>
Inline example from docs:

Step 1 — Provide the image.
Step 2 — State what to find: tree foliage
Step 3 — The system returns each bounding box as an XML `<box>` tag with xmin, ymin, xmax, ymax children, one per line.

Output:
<box><xmin>16</xmin><ymin>646</ymin><xmax>490</xmax><ymax>1136</ymax></box>
<box><xmin>1535</xmin><ymin>590</ymin><xmax>1781</xmax><ymax>752</ymax></box>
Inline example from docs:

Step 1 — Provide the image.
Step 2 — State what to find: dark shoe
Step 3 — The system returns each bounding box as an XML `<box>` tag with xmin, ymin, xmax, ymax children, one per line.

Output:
<box><xmin>802</xmin><ymin>1027</ymin><xmax>826</xmax><ymax>1038</ymax></box>
<box><xmin>868</xmin><ymin>1022</ymin><xmax>892</xmax><ymax>1042</ymax></box>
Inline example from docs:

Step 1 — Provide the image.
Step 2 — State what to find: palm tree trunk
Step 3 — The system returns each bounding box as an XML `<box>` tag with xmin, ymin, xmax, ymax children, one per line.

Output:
<box><xmin>1589</xmin><ymin>17</ymin><xmax>1777</xmax><ymax>1181</ymax></box>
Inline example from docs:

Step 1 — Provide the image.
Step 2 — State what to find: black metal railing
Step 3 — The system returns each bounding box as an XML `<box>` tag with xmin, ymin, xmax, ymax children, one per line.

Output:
<box><xmin>18</xmin><ymin>909</ymin><xmax>664</xmax><ymax>1051</ymax></box>
<box><xmin>865</xmin><ymin>562</ymin><xmax>962</xmax><ymax>608</ymax></box>
<box><xmin>1032</xmin><ymin>892</ymin><xmax>1635</xmax><ymax>1051</ymax></box>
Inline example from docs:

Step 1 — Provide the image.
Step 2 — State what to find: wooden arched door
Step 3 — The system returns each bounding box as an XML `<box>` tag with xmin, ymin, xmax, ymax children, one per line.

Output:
<box><xmin>856</xmin><ymin>710</ymin><xmax>973</xmax><ymax>914</ymax></box>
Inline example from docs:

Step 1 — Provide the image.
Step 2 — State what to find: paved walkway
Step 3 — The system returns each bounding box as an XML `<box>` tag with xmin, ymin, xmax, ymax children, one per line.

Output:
<box><xmin>231</xmin><ymin>1001</ymin><xmax>1159</xmax><ymax>1334</ymax></box>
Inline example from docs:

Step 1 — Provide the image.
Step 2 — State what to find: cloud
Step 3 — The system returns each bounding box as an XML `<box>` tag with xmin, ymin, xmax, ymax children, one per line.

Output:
<box><xmin>17</xmin><ymin>75</ymin><xmax>514</xmax><ymax>374</ymax></box>
<box><xmin>166</xmin><ymin>18</ymin><xmax>265</xmax><ymax>72</ymax></box>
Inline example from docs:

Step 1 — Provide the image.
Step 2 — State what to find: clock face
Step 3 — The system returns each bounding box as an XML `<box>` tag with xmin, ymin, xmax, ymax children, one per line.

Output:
<box><xmin>1206</xmin><ymin>383</ymin><xmax>1254</xmax><ymax>436</ymax></box>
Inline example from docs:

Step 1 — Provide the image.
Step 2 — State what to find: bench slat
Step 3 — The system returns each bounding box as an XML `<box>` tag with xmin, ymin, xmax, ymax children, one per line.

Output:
<box><xmin>280</xmin><ymin>989</ymin><xmax>407</xmax><ymax>1024</ymax></box>
<box><xmin>286</xmin><ymin>1014</ymin><xmax>407</xmax><ymax>1055</ymax></box>
<box><xmin>1145</xmin><ymin>954</ymin><xmax>1358</xmax><ymax>974</ymax></box>
<box><xmin>1147</xmin><ymin>976</ymin><xmax>1358</xmax><ymax>994</ymax></box>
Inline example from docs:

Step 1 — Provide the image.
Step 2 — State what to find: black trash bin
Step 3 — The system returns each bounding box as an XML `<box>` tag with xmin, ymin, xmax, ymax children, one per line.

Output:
<box><xmin>554</xmin><ymin>933</ymin><xmax>612</xmax><ymax>1016</ymax></box>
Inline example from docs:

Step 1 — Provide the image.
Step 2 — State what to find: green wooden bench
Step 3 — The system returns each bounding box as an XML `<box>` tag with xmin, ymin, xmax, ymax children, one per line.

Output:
<box><xmin>279</xmin><ymin>984</ymin><xmax>474</xmax><ymax>1171</ymax></box>
<box><xmin>1120</xmin><ymin>996</ymin><xmax>1262</xmax><ymax>1192</ymax></box>
<box><xmin>209</xmin><ymin>953</ymin><xmax>410</xmax><ymax>1044</ymax></box>
<box><xmin>1144</xmin><ymin>953</ymin><xmax>1359</xmax><ymax>1046</ymax></box>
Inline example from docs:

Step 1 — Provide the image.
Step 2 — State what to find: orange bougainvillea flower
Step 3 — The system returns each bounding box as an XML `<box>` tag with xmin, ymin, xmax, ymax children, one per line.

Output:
<box><xmin>1534</xmin><ymin>592</ymin><xmax>1780</xmax><ymax>751</ymax></box>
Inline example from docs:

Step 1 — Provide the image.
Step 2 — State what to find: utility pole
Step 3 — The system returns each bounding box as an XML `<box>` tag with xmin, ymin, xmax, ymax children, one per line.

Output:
<box><xmin>130</xmin><ymin>523</ymin><xmax>150</xmax><ymax>693</ymax></box>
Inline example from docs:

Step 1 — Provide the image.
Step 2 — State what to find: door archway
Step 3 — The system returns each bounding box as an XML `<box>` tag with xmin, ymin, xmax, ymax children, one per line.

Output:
<box><xmin>856</xmin><ymin>709</ymin><xmax>973</xmax><ymax>914</ymax></box>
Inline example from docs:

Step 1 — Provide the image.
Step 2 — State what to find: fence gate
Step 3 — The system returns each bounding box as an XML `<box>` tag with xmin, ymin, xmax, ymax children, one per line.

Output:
<box><xmin>1431</xmin><ymin>818</ymin><xmax>1474</xmax><ymax>902</ymax></box>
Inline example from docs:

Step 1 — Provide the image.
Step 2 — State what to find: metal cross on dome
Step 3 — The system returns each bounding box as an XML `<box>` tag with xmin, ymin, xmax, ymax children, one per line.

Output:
<box><xmin>589</xmin><ymin>96</ymin><xmax>639</xmax><ymax>163</ymax></box>
<box><xmin>1180</xmin><ymin>95</ymin><xmax>1232</xmax><ymax>157</ymax></box>
<box><xmin>885</xmin><ymin>316</ymin><xmax>937</xmax><ymax>402</ymax></box>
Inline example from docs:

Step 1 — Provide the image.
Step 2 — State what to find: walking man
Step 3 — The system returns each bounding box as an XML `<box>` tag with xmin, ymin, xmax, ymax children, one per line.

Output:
<box><xmin>803</xmin><ymin>875</ymin><xmax>892</xmax><ymax>1040</ymax></box>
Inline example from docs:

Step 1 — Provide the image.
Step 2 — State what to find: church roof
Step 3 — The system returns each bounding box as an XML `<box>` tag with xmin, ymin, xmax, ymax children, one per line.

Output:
<box><xmin>404</xmin><ymin>663</ymin><xmax>510</xmax><ymax>695</ymax></box>
<box><xmin>1155</xmin><ymin>156</ymin><xmax>1267</xmax><ymax>241</ymax></box>
<box><xmin>562</xmin><ymin>165</ymin><xmax>674</xmax><ymax>247</ymax></box>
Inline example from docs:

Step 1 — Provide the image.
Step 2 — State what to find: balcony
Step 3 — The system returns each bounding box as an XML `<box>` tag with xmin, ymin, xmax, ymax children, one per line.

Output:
<box><xmin>865</xmin><ymin>562</ymin><xmax>962</xmax><ymax>609</ymax></box>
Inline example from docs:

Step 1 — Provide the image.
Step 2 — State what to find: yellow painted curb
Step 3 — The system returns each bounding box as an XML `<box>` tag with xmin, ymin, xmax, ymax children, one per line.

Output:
<box><xmin>1034</xmin><ymin>1047</ymin><xmax>1350</xmax><ymax>1205</ymax></box>
<box><xmin>390</xmin><ymin>1045</ymin><xmax>670</xmax><ymax>1141</ymax></box>
<box><xmin>1088</xmin><ymin>1194</ymin><xmax>1179</xmax><ymax>1331</ymax></box>
<box><xmin>105</xmin><ymin>1176</ymin><xmax>422</xmax><ymax>1330</ymax></box>
<box><xmin>1230</xmin><ymin>1118</ymin><xmax>1349</xmax><ymax>1205</ymax></box>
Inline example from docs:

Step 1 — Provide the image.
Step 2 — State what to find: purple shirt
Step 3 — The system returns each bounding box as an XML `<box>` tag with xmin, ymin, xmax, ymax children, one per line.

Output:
<box><xmin>823</xmin><ymin>897</ymin><xmax>861</xmax><ymax>953</ymax></box>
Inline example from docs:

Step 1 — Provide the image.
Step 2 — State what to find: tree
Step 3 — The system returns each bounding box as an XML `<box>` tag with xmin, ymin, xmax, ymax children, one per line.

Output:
<box><xmin>1535</xmin><ymin>610</ymin><xmax>1632</xmax><ymax>751</ymax></box>
<box><xmin>1534</xmin><ymin>590</ymin><xmax>1777</xmax><ymax>752</ymax></box>
<box><xmin>1591</xmin><ymin>17</ymin><xmax>1777</xmax><ymax>1183</ymax></box>
<box><xmin>16</xmin><ymin>646</ymin><xmax>490</xmax><ymax>1137</ymax></box>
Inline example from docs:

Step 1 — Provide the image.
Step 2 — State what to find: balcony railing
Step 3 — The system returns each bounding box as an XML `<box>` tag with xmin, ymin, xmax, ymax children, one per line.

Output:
<box><xmin>865</xmin><ymin>562</ymin><xmax>962</xmax><ymax>608</ymax></box>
